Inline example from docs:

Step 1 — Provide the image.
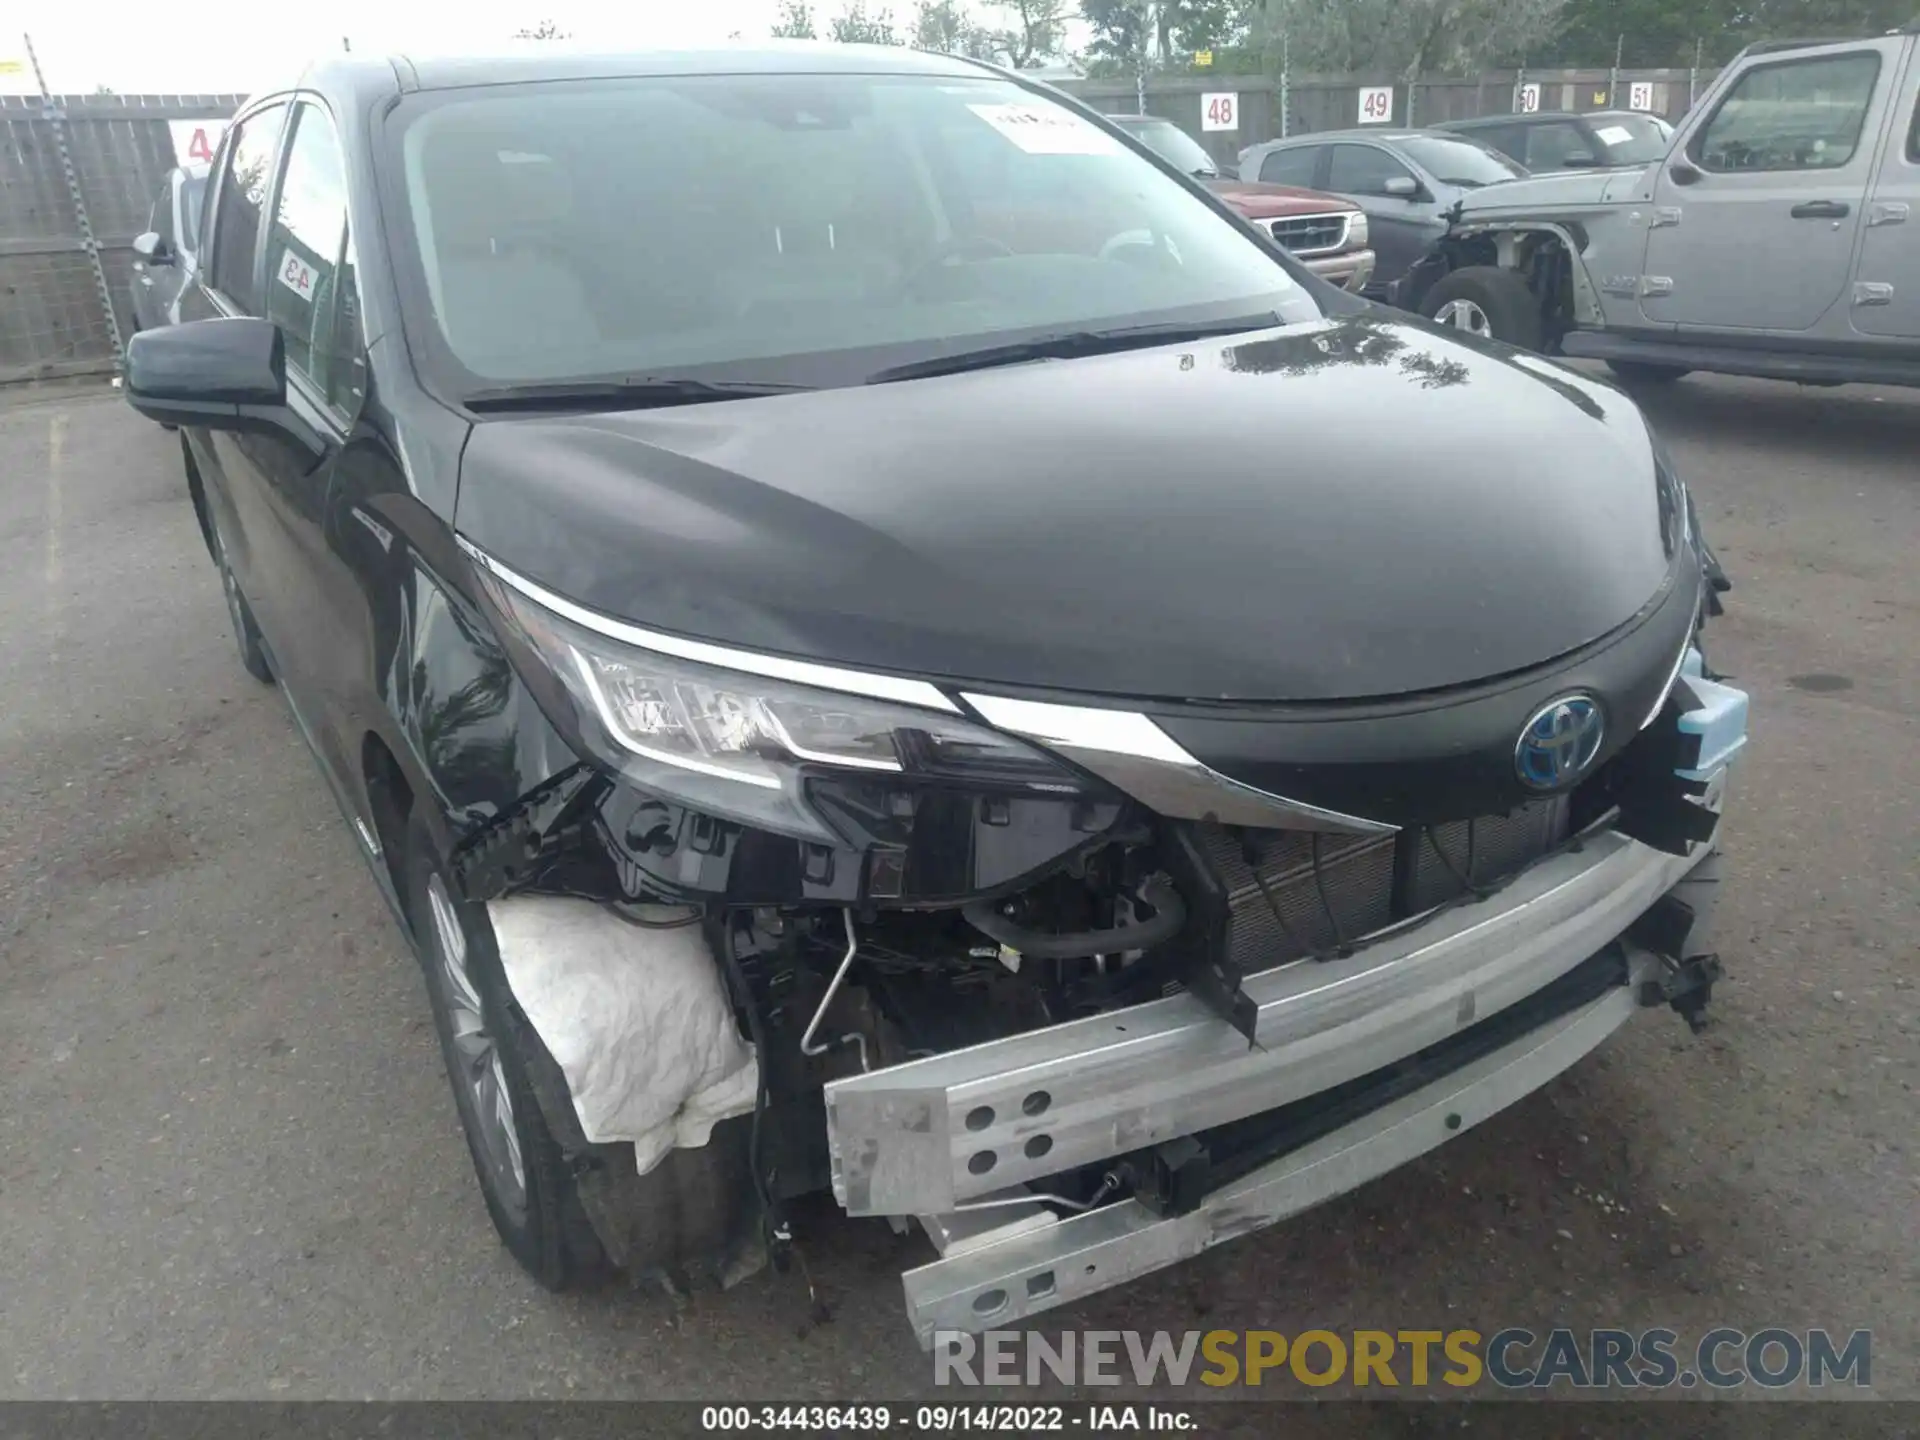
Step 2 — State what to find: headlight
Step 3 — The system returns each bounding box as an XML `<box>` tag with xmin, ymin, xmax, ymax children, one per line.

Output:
<box><xmin>1345</xmin><ymin>211</ymin><xmax>1369</xmax><ymax>248</ymax></box>
<box><xmin>474</xmin><ymin>557</ymin><xmax>1093</xmax><ymax>844</ymax></box>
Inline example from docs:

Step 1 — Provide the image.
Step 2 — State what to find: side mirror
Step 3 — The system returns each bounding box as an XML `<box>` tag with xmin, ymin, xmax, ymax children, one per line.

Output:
<box><xmin>132</xmin><ymin>230</ymin><xmax>175</xmax><ymax>266</ymax></box>
<box><xmin>1669</xmin><ymin>159</ymin><xmax>1704</xmax><ymax>186</ymax></box>
<box><xmin>125</xmin><ymin>316</ymin><xmax>298</xmax><ymax>437</ymax></box>
<box><xmin>1561</xmin><ymin>152</ymin><xmax>1602</xmax><ymax>168</ymax></box>
<box><xmin>1382</xmin><ymin>176</ymin><xmax>1419</xmax><ymax>198</ymax></box>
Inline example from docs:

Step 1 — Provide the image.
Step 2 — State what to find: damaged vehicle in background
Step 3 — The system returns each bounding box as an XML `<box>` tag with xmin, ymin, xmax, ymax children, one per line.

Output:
<box><xmin>122</xmin><ymin>44</ymin><xmax>1747</xmax><ymax>1342</ymax></box>
<box><xmin>1105</xmin><ymin>112</ymin><xmax>1376</xmax><ymax>292</ymax></box>
<box><xmin>1399</xmin><ymin>30</ymin><xmax>1920</xmax><ymax>387</ymax></box>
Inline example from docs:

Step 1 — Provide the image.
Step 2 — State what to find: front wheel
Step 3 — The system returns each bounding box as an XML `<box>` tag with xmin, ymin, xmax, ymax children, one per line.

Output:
<box><xmin>1422</xmin><ymin>265</ymin><xmax>1545</xmax><ymax>352</ymax></box>
<box><xmin>403</xmin><ymin>813</ymin><xmax>607</xmax><ymax>1289</ymax></box>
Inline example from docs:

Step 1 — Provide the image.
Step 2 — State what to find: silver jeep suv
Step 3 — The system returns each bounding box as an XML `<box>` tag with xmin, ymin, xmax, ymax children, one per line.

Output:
<box><xmin>1394</xmin><ymin>29</ymin><xmax>1920</xmax><ymax>388</ymax></box>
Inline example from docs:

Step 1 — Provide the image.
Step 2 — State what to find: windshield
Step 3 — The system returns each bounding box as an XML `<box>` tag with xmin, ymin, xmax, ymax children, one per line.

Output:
<box><xmin>1587</xmin><ymin>114</ymin><xmax>1673</xmax><ymax>164</ymax></box>
<box><xmin>1397</xmin><ymin>134</ymin><xmax>1527</xmax><ymax>187</ymax></box>
<box><xmin>385</xmin><ymin>72</ymin><xmax>1318</xmax><ymax>394</ymax></box>
<box><xmin>1118</xmin><ymin>117</ymin><xmax>1220</xmax><ymax>175</ymax></box>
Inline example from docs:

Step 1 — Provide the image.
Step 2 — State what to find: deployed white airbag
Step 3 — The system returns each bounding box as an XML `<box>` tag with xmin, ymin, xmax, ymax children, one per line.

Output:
<box><xmin>488</xmin><ymin>896</ymin><xmax>758</xmax><ymax>1175</ymax></box>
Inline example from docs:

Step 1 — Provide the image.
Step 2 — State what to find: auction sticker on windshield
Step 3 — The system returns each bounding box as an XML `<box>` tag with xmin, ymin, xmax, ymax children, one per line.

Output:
<box><xmin>1594</xmin><ymin>125</ymin><xmax>1635</xmax><ymax>146</ymax></box>
<box><xmin>967</xmin><ymin>103</ymin><xmax>1122</xmax><ymax>155</ymax></box>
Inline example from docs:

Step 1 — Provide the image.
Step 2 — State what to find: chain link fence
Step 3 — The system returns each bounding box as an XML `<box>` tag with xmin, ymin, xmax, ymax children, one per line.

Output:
<box><xmin>1061</xmin><ymin>66</ymin><xmax>1719</xmax><ymax>169</ymax></box>
<box><xmin>1</xmin><ymin>91</ymin><xmax>242</xmax><ymax>384</ymax></box>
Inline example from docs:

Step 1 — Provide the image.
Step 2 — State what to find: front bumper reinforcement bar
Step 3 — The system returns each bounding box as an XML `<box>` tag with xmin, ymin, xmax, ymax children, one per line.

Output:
<box><xmin>826</xmin><ymin>791</ymin><xmax>1720</xmax><ymax>1220</ymax></box>
<box><xmin>900</xmin><ymin>948</ymin><xmax>1658</xmax><ymax>1343</ymax></box>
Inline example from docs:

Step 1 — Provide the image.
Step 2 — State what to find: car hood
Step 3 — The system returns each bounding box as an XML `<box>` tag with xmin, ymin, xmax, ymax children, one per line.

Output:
<box><xmin>1456</xmin><ymin>164</ymin><xmax>1655</xmax><ymax>217</ymax></box>
<box><xmin>1205</xmin><ymin>178</ymin><xmax>1359</xmax><ymax>218</ymax></box>
<box><xmin>454</xmin><ymin>313</ymin><xmax>1673</xmax><ymax>703</ymax></box>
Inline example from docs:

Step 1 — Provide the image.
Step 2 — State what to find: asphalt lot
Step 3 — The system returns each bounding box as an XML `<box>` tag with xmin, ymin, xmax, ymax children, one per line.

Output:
<box><xmin>0</xmin><ymin>374</ymin><xmax>1915</xmax><ymax>1404</ymax></box>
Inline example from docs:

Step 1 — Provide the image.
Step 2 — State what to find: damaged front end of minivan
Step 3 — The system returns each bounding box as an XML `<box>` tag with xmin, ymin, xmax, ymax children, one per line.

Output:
<box><xmin>415</xmin><ymin>511</ymin><xmax>1745</xmax><ymax>1342</ymax></box>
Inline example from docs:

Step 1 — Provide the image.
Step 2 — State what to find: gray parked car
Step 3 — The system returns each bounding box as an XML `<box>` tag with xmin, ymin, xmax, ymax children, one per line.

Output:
<box><xmin>1394</xmin><ymin>29</ymin><xmax>1920</xmax><ymax>388</ymax></box>
<box><xmin>1236</xmin><ymin>129</ymin><xmax>1526</xmax><ymax>288</ymax></box>
<box><xmin>129</xmin><ymin>163</ymin><xmax>209</xmax><ymax>334</ymax></box>
<box><xmin>1432</xmin><ymin>110</ymin><xmax>1675</xmax><ymax>174</ymax></box>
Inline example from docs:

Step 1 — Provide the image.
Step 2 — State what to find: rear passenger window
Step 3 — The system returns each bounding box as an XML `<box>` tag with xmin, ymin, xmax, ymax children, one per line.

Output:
<box><xmin>208</xmin><ymin>103</ymin><xmax>288</xmax><ymax>312</ymax></box>
<box><xmin>1258</xmin><ymin>146</ymin><xmax>1320</xmax><ymax>186</ymax></box>
<box><xmin>265</xmin><ymin>102</ymin><xmax>350</xmax><ymax>395</ymax></box>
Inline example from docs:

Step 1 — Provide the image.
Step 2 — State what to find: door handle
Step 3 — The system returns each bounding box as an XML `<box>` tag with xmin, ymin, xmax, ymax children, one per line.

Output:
<box><xmin>1790</xmin><ymin>200</ymin><xmax>1850</xmax><ymax>219</ymax></box>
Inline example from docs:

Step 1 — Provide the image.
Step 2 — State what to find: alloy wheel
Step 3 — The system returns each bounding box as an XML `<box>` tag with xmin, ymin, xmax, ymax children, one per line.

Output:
<box><xmin>426</xmin><ymin>873</ymin><xmax>527</xmax><ymax>1211</ymax></box>
<box><xmin>1433</xmin><ymin>298</ymin><xmax>1494</xmax><ymax>338</ymax></box>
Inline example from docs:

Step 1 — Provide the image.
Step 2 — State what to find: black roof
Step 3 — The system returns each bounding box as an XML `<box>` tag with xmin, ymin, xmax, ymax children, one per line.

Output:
<box><xmin>238</xmin><ymin>42</ymin><xmax>997</xmax><ymax>112</ymax></box>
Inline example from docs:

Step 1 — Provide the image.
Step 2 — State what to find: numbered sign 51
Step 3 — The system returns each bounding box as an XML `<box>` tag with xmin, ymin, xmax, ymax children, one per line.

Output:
<box><xmin>1628</xmin><ymin>81</ymin><xmax>1654</xmax><ymax>111</ymax></box>
<box><xmin>1517</xmin><ymin>83</ymin><xmax>1541</xmax><ymax>114</ymax></box>
<box><xmin>1357</xmin><ymin>86</ymin><xmax>1393</xmax><ymax>125</ymax></box>
<box><xmin>1201</xmin><ymin>92</ymin><xmax>1238</xmax><ymax>132</ymax></box>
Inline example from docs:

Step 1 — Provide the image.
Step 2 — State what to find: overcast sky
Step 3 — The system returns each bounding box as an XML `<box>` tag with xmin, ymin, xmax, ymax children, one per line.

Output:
<box><xmin>5</xmin><ymin>0</ymin><xmax>802</xmax><ymax>95</ymax></box>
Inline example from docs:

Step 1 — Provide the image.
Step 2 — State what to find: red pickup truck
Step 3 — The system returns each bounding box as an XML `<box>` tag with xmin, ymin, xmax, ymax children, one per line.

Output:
<box><xmin>1107</xmin><ymin>113</ymin><xmax>1376</xmax><ymax>293</ymax></box>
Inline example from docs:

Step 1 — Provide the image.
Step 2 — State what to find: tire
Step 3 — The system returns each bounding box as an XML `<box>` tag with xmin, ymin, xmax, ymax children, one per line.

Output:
<box><xmin>402</xmin><ymin>812</ymin><xmax>608</xmax><ymax>1289</ymax></box>
<box><xmin>1422</xmin><ymin>265</ymin><xmax>1545</xmax><ymax>352</ymax></box>
<box><xmin>1606</xmin><ymin>360</ymin><xmax>1692</xmax><ymax>384</ymax></box>
<box><xmin>207</xmin><ymin>511</ymin><xmax>274</xmax><ymax>685</ymax></box>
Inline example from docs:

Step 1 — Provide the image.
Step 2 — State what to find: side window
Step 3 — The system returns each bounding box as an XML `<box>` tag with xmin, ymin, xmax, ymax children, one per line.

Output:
<box><xmin>1527</xmin><ymin>122</ymin><xmax>1597</xmax><ymax>171</ymax></box>
<box><xmin>1259</xmin><ymin>146</ymin><xmax>1321</xmax><ymax>186</ymax></box>
<box><xmin>264</xmin><ymin>101</ymin><xmax>350</xmax><ymax>395</ymax></box>
<box><xmin>1694</xmin><ymin>52</ymin><xmax>1881</xmax><ymax>172</ymax></box>
<box><xmin>148</xmin><ymin>183</ymin><xmax>175</xmax><ymax>245</ymax></box>
<box><xmin>208</xmin><ymin>103</ymin><xmax>289</xmax><ymax>312</ymax></box>
<box><xmin>181</xmin><ymin>173</ymin><xmax>207</xmax><ymax>253</ymax></box>
<box><xmin>1328</xmin><ymin>144</ymin><xmax>1413</xmax><ymax>197</ymax></box>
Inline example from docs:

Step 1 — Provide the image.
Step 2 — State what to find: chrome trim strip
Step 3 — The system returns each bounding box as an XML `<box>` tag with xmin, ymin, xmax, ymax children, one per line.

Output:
<box><xmin>458</xmin><ymin>538</ymin><xmax>962</xmax><ymax>714</ymax></box>
<box><xmin>1639</xmin><ymin>634</ymin><xmax>1695</xmax><ymax>732</ymax></box>
<box><xmin>826</xmin><ymin>781</ymin><xmax>1719</xmax><ymax>1218</ymax></box>
<box><xmin>960</xmin><ymin>693</ymin><xmax>1395</xmax><ymax>835</ymax></box>
<box><xmin>901</xmin><ymin>952</ymin><xmax>1655</xmax><ymax>1342</ymax></box>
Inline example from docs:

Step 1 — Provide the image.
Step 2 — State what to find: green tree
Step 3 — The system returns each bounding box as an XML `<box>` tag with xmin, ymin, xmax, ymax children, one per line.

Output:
<box><xmin>832</xmin><ymin>2</ymin><xmax>902</xmax><ymax>41</ymax></box>
<box><xmin>771</xmin><ymin>1</ymin><xmax>820</xmax><ymax>37</ymax></box>
<box><xmin>990</xmin><ymin>0</ymin><xmax>1071</xmax><ymax>64</ymax></box>
<box><xmin>915</xmin><ymin>0</ymin><xmax>1005</xmax><ymax>55</ymax></box>
<box><xmin>1082</xmin><ymin>0</ymin><xmax>1153</xmax><ymax>68</ymax></box>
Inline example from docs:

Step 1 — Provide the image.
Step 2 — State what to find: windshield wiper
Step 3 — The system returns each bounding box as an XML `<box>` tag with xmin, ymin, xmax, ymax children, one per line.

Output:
<box><xmin>462</xmin><ymin>377</ymin><xmax>813</xmax><ymax>413</ymax></box>
<box><xmin>866</xmin><ymin>315</ymin><xmax>1281</xmax><ymax>386</ymax></box>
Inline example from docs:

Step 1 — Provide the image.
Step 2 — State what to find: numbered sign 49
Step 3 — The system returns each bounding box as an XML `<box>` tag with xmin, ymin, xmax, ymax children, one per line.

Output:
<box><xmin>1628</xmin><ymin>81</ymin><xmax>1654</xmax><ymax>111</ymax></box>
<box><xmin>1201</xmin><ymin>92</ymin><xmax>1238</xmax><ymax>132</ymax></box>
<box><xmin>1357</xmin><ymin>86</ymin><xmax>1393</xmax><ymax>125</ymax></box>
<box><xmin>1517</xmin><ymin>83</ymin><xmax>1541</xmax><ymax>114</ymax></box>
<box><xmin>167</xmin><ymin>118</ymin><xmax>228</xmax><ymax>167</ymax></box>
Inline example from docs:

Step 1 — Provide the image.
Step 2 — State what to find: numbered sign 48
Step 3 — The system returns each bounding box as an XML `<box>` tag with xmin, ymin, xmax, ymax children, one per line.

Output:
<box><xmin>1357</xmin><ymin>86</ymin><xmax>1393</xmax><ymax>125</ymax></box>
<box><xmin>1201</xmin><ymin>92</ymin><xmax>1238</xmax><ymax>132</ymax></box>
<box><xmin>1517</xmin><ymin>83</ymin><xmax>1541</xmax><ymax>114</ymax></box>
<box><xmin>1628</xmin><ymin>81</ymin><xmax>1654</xmax><ymax>111</ymax></box>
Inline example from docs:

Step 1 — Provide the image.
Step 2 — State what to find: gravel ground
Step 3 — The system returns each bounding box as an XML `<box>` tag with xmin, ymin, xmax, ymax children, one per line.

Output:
<box><xmin>0</xmin><ymin>375</ymin><xmax>1914</xmax><ymax>1406</ymax></box>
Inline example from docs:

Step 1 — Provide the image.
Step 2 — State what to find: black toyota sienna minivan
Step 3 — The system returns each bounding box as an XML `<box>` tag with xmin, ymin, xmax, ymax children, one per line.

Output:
<box><xmin>124</xmin><ymin>43</ymin><xmax>1744</xmax><ymax>1341</ymax></box>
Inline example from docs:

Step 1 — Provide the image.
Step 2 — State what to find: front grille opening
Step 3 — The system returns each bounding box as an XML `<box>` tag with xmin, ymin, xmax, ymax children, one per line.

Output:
<box><xmin>1269</xmin><ymin>214</ymin><xmax>1348</xmax><ymax>255</ymax></box>
<box><xmin>1207</xmin><ymin>797</ymin><xmax>1571</xmax><ymax>973</ymax></box>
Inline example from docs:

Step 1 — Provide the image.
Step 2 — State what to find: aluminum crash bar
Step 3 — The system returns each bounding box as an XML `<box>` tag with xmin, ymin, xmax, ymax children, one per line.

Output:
<box><xmin>825</xmin><ymin>784</ymin><xmax>1722</xmax><ymax>1220</ymax></box>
